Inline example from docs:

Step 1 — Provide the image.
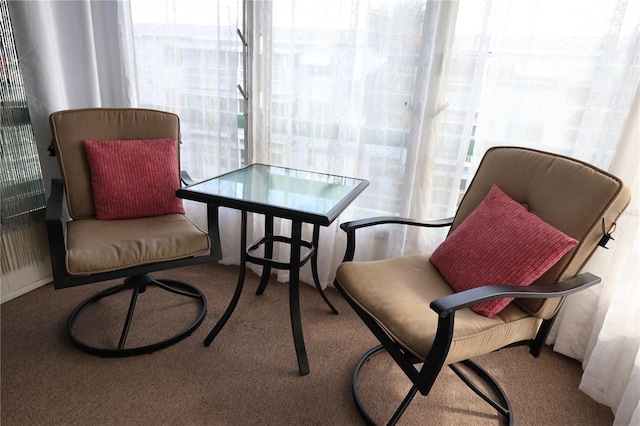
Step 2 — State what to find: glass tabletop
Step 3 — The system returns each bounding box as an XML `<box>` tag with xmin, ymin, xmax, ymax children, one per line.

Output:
<box><xmin>177</xmin><ymin>164</ymin><xmax>369</xmax><ymax>225</ymax></box>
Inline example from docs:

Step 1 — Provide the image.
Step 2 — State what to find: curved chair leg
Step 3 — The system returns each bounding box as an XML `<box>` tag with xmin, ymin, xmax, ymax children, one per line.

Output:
<box><xmin>352</xmin><ymin>345</ymin><xmax>418</xmax><ymax>426</ymax></box>
<box><xmin>352</xmin><ymin>345</ymin><xmax>515</xmax><ymax>426</ymax></box>
<box><xmin>449</xmin><ymin>360</ymin><xmax>514</xmax><ymax>426</ymax></box>
<box><xmin>67</xmin><ymin>273</ymin><xmax>207</xmax><ymax>357</ymax></box>
<box><xmin>352</xmin><ymin>345</ymin><xmax>385</xmax><ymax>425</ymax></box>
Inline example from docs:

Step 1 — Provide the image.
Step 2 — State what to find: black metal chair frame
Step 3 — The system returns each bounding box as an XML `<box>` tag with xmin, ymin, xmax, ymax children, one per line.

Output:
<box><xmin>335</xmin><ymin>216</ymin><xmax>602</xmax><ymax>426</ymax></box>
<box><xmin>46</xmin><ymin>173</ymin><xmax>222</xmax><ymax>357</ymax></box>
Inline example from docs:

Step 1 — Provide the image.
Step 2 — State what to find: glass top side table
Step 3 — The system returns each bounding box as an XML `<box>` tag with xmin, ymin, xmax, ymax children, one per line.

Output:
<box><xmin>177</xmin><ymin>163</ymin><xmax>369</xmax><ymax>375</ymax></box>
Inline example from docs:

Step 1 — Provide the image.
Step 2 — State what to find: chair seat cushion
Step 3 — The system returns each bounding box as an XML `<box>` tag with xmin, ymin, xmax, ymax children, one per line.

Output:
<box><xmin>65</xmin><ymin>214</ymin><xmax>210</xmax><ymax>275</ymax></box>
<box><xmin>336</xmin><ymin>254</ymin><xmax>541</xmax><ymax>363</ymax></box>
<box><xmin>430</xmin><ymin>185</ymin><xmax>578</xmax><ymax>318</ymax></box>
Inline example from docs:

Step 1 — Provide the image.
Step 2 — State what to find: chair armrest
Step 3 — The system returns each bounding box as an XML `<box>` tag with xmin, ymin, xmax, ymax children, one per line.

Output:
<box><xmin>45</xmin><ymin>178</ymin><xmax>70</xmax><ymax>285</ymax></box>
<box><xmin>178</xmin><ymin>171</ymin><xmax>223</xmax><ymax>260</ymax></box>
<box><xmin>180</xmin><ymin>171</ymin><xmax>195</xmax><ymax>186</ymax></box>
<box><xmin>340</xmin><ymin>216</ymin><xmax>454</xmax><ymax>262</ymax></box>
<box><xmin>340</xmin><ymin>216</ymin><xmax>454</xmax><ymax>232</ymax></box>
<box><xmin>45</xmin><ymin>178</ymin><xmax>65</xmax><ymax>225</ymax></box>
<box><xmin>430</xmin><ymin>272</ymin><xmax>602</xmax><ymax>317</ymax></box>
<box><xmin>420</xmin><ymin>272</ymin><xmax>601</xmax><ymax>372</ymax></box>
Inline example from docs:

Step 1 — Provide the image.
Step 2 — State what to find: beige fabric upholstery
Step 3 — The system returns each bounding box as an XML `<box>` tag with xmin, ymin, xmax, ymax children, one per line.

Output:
<box><xmin>450</xmin><ymin>147</ymin><xmax>629</xmax><ymax>317</ymax></box>
<box><xmin>336</xmin><ymin>146</ymin><xmax>630</xmax><ymax>364</ymax></box>
<box><xmin>337</xmin><ymin>255</ymin><xmax>541</xmax><ymax>363</ymax></box>
<box><xmin>49</xmin><ymin>108</ymin><xmax>210</xmax><ymax>276</ymax></box>
<box><xmin>65</xmin><ymin>214</ymin><xmax>210</xmax><ymax>275</ymax></box>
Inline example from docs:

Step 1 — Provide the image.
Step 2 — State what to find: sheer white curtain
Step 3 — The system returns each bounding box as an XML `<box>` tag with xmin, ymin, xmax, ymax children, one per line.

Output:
<box><xmin>583</xmin><ymin>90</ymin><xmax>639</xmax><ymax>425</ymax></box>
<box><xmin>246</xmin><ymin>0</ymin><xmax>460</xmax><ymax>286</ymax></box>
<box><xmin>550</xmin><ymin>88</ymin><xmax>640</xmax><ymax>425</ymax></box>
<box><xmin>8</xmin><ymin>0</ymin><xmax>136</xmax><ymax>193</ymax></box>
<box><xmin>127</xmin><ymin>0</ymin><xmax>246</xmax><ymax>261</ymax></box>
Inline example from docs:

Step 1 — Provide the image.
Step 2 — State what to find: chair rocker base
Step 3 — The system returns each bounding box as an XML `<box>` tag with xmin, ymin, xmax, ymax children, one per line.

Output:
<box><xmin>67</xmin><ymin>273</ymin><xmax>207</xmax><ymax>357</ymax></box>
<box><xmin>351</xmin><ymin>345</ymin><xmax>514</xmax><ymax>426</ymax></box>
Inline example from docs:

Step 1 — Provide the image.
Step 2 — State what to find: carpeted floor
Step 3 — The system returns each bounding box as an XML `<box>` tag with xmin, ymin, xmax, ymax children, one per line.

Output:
<box><xmin>1</xmin><ymin>262</ymin><xmax>613</xmax><ymax>425</ymax></box>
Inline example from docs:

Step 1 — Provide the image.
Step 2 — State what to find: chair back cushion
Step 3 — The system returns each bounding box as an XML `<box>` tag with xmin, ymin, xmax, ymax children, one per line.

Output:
<box><xmin>49</xmin><ymin>108</ymin><xmax>181</xmax><ymax>219</ymax></box>
<box><xmin>450</xmin><ymin>147</ymin><xmax>630</xmax><ymax>318</ymax></box>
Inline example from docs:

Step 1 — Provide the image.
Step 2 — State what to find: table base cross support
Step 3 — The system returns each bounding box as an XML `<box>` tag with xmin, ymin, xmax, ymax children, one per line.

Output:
<box><xmin>204</xmin><ymin>211</ymin><xmax>335</xmax><ymax>375</ymax></box>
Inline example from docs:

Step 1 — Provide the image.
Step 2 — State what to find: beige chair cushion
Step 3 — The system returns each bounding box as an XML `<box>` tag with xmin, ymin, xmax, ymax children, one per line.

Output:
<box><xmin>65</xmin><ymin>214</ymin><xmax>210</xmax><ymax>275</ymax></box>
<box><xmin>336</xmin><ymin>255</ymin><xmax>541</xmax><ymax>364</ymax></box>
<box><xmin>50</xmin><ymin>108</ymin><xmax>180</xmax><ymax>220</ymax></box>
<box><xmin>450</xmin><ymin>147</ymin><xmax>630</xmax><ymax>318</ymax></box>
<box><xmin>336</xmin><ymin>147</ymin><xmax>630</xmax><ymax>367</ymax></box>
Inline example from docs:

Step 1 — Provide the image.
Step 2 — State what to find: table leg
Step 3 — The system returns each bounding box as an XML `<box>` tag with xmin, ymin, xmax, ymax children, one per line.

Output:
<box><xmin>310</xmin><ymin>225</ymin><xmax>338</xmax><ymax>315</ymax></box>
<box><xmin>290</xmin><ymin>220</ymin><xmax>310</xmax><ymax>376</ymax></box>
<box><xmin>255</xmin><ymin>214</ymin><xmax>274</xmax><ymax>295</ymax></box>
<box><xmin>204</xmin><ymin>210</ymin><xmax>248</xmax><ymax>347</ymax></box>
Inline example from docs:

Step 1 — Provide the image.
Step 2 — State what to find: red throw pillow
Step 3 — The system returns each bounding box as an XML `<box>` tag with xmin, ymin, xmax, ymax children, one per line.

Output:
<box><xmin>83</xmin><ymin>138</ymin><xmax>185</xmax><ymax>220</ymax></box>
<box><xmin>430</xmin><ymin>184</ymin><xmax>578</xmax><ymax>318</ymax></box>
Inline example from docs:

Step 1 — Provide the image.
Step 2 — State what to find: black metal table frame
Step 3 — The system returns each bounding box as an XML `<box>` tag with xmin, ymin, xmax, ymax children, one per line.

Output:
<box><xmin>177</xmin><ymin>164</ymin><xmax>368</xmax><ymax>376</ymax></box>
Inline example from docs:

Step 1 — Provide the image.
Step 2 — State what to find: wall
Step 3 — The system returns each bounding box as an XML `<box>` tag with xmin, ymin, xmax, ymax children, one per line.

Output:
<box><xmin>1</xmin><ymin>260</ymin><xmax>51</xmax><ymax>304</ymax></box>
<box><xmin>1</xmin><ymin>223</ymin><xmax>52</xmax><ymax>304</ymax></box>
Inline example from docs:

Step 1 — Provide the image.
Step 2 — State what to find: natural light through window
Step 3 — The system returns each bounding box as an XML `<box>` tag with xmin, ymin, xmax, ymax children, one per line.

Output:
<box><xmin>129</xmin><ymin>0</ymin><xmax>639</xmax><ymax>221</ymax></box>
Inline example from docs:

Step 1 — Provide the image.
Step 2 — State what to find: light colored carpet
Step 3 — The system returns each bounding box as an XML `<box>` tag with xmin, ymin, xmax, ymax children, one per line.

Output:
<box><xmin>1</xmin><ymin>262</ymin><xmax>613</xmax><ymax>425</ymax></box>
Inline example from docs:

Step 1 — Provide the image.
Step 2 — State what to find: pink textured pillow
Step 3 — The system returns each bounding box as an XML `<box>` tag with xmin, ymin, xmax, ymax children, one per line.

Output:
<box><xmin>430</xmin><ymin>185</ymin><xmax>578</xmax><ymax>318</ymax></box>
<box><xmin>83</xmin><ymin>138</ymin><xmax>185</xmax><ymax>220</ymax></box>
